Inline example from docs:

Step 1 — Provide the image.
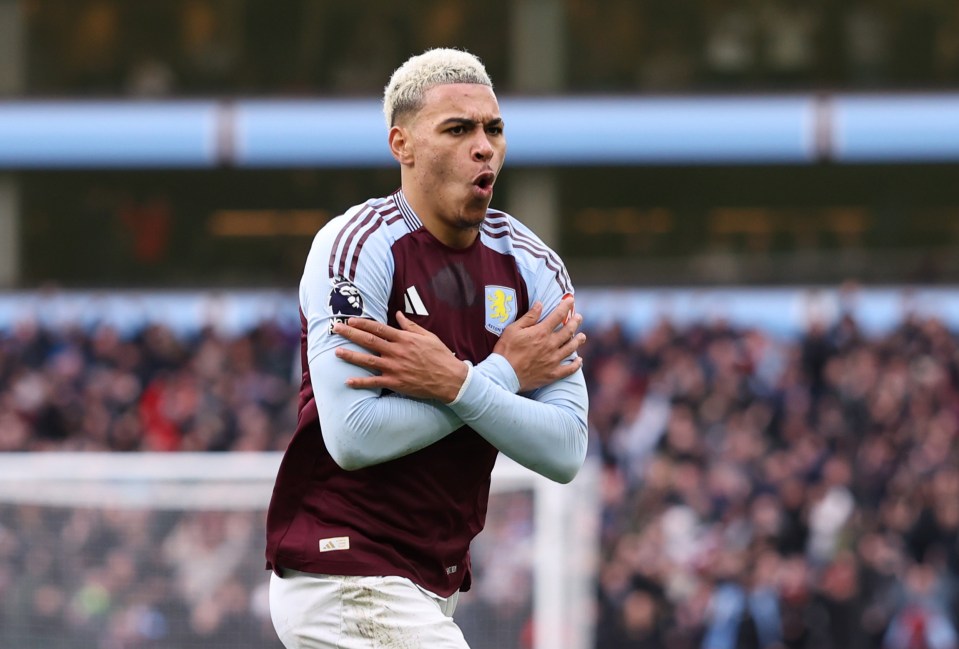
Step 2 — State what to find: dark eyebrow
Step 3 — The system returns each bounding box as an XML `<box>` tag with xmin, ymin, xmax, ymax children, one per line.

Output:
<box><xmin>439</xmin><ymin>117</ymin><xmax>504</xmax><ymax>129</ymax></box>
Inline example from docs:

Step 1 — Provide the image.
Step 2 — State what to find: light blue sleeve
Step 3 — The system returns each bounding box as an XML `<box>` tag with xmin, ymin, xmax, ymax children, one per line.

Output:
<box><xmin>308</xmin><ymin>349</ymin><xmax>464</xmax><ymax>468</ymax></box>
<box><xmin>447</xmin><ymin>365</ymin><xmax>589</xmax><ymax>483</ymax></box>
<box><xmin>301</xmin><ymin>209</ymin><xmax>463</xmax><ymax>469</ymax></box>
<box><xmin>474</xmin><ymin>353</ymin><xmax>520</xmax><ymax>392</ymax></box>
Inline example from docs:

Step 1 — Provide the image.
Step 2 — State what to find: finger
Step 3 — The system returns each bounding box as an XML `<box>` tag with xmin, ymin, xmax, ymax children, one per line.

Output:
<box><xmin>514</xmin><ymin>301</ymin><xmax>543</xmax><ymax>327</ymax></box>
<box><xmin>557</xmin><ymin>332</ymin><xmax>587</xmax><ymax>357</ymax></box>
<box><xmin>332</xmin><ymin>322</ymin><xmax>390</xmax><ymax>353</ymax></box>
<box><xmin>552</xmin><ymin>312</ymin><xmax>583</xmax><ymax>344</ymax></box>
<box><xmin>345</xmin><ymin>375</ymin><xmax>393</xmax><ymax>390</ymax></box>
<box><xmin>552</xmin><ymin>355</ymin><xmax>584</xmax><ymax>380</ymax></box>
<box><xmin>335</xmin><ymin>347</ymin><xmax>384</xmax><ymax>371</ymax></box>
<box><xmin>396</xmin><ymin>311</ymin><xmax>426</xmax><ymax>333</ymax></box>
<box><xmin>540</xmin><ymin>298</ymin><xmax>574</xmax><ymax>332</ymax></box>
<box><xmin>344</xmin><ymin>317</ymin><xmax>402</xmax><ymax>342</ymax></box>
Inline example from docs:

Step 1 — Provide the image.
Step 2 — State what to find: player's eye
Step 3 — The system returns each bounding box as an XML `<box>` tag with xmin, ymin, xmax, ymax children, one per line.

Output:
<box><xmin>486</xmin><ymin>125</ymin><xmax>503</xmax><ymax>136</ymax></box>
<box><xmin>448</xmin><ymin>124</ymin><xmax>466</xmax><ymax>135</ymax></box>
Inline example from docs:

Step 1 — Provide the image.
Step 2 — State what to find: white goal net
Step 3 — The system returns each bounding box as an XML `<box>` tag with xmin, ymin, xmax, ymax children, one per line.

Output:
<box><xmin>0</xmin><ymin>452</ymin><xmax>599</xmax><ymax>649</ymax></box>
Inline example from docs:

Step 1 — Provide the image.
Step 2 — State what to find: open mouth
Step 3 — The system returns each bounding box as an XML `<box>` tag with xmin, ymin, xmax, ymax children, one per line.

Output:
<box><xmin>473</xmin><ymin>172</ymin><xmax>495</xmax><ymax>191</ymax></box>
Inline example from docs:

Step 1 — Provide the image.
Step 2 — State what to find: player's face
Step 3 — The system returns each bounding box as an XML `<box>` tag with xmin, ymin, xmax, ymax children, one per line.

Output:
<box><xmin>398</xmin><ymin>83</ymin><xmax>506</xmax><ymax>248</ymax></box>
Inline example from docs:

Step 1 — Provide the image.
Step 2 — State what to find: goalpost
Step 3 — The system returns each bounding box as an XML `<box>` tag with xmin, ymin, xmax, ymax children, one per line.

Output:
<box><xmin>0</xmin><ymin>452</ymin><xmax>599</xmax><ymax>649</ymax></box>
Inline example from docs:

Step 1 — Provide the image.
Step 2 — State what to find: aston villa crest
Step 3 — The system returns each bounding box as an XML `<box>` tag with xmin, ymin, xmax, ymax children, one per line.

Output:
<box><xmin>485</xmin><ymin>285</ymin><xmax>517</xmax><ymax>335</ymax></box>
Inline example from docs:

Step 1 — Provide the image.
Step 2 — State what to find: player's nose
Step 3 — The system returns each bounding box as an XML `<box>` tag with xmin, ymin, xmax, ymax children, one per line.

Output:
<box><xmin>472</xmin><ymin>135</ymin><xmax>494</xmax><ymax>161</ymax></box>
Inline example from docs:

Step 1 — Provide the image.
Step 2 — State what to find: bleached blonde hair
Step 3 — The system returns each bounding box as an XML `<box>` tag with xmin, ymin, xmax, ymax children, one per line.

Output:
<box><xmin>383</xmin><ymin>48</ymin><xmax>493</xmax><ymax>129</ymax></box>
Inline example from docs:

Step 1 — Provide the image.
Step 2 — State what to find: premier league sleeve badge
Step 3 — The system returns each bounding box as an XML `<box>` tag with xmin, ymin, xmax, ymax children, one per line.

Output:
<box><xmin>328</xmin><ymin>275</ymin><xmax>366</xmax><ymax>334</ymax></box>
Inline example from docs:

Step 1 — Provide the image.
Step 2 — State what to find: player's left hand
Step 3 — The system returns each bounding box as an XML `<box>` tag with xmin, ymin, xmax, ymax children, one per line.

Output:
<box><xmin>493</xmin><ymin>297</ymin><xmax>586</xmax><ymax>392</ymax></box>
<box><xmin>332</xmin><ymin>314</ymin><xmax>468</xmax><ymax>403</ymax></box>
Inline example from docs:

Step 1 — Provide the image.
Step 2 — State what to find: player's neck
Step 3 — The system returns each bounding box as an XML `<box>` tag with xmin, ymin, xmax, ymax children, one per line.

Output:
<box><xmin>422</xmin><ymin>218</ymin><xmax>480</xmax><ymax>250</ymax></box>
<box><xmin>401</xmin><ymin>188</ymin><xmax>480</xmax><ymax>250</ymax></box>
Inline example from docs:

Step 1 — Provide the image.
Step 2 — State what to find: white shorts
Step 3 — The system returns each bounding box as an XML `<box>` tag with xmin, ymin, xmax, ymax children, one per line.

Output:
<box><xmin>269</xmin><ymin>568</ymin><xmax>470</xmax><ymax>649</ymax></box>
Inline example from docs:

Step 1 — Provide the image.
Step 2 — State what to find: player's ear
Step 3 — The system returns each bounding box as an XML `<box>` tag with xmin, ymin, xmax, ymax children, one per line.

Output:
<box><xmin>389</xmin><ymin>125</ymin><xmax>414</xmax><ymax>165</ymax></box>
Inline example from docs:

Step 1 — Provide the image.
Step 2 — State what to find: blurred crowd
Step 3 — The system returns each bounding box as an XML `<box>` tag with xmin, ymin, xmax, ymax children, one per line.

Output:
<box><xmin>0</xmin><ymin>317</ymin><xmax>298</xmax><ymax>453</ymax></box>
<box><xmin>587</xmin><ymin>309</ymin><xmax>959</xmax><ymax>649</ymax></box>
<box><xmin>0</xmin><ymin>507</ymin><xmax>278</xmax><ymax>649</ymax></box>
<box><xmin>3</xmin><ymin>298</ymin><xmax>959</xmax><ymax>648</ymax></box>
<box><xmin>18</xmin><ymin>0</ymin><xmax>959</xmax><ymax>98</ymax></box>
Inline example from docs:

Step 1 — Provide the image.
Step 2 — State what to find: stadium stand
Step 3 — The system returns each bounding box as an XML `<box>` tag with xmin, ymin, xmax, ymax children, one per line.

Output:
<box><xmin>19</xmin><ymin>0</ymin><xmax>959</xmax><ymax>98</ymax></box>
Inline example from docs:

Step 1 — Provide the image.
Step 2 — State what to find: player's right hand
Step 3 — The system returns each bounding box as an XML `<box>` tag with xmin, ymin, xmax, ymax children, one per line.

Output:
<box><xmin>493</xmin><ymin>297</ymin><xmax>586</xmax><ymax>392</ymax></box>
<box><xmin>333</xmin><ymin>314</ymin><xmax>468</xmax><ymax>403</ymax></box>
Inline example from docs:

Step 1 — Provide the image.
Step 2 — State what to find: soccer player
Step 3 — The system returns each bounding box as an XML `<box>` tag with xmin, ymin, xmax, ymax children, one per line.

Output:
<box><xmin>266</xmin><ymin>48</ymin><xmax>589</xmax><ymax>649</ymax></box>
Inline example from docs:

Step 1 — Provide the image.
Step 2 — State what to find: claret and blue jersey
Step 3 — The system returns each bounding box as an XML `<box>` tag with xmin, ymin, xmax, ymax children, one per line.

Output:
<box><xmin>266</xmin><ymin>189</ymin><xmax>584</xmax><ymax>598</ymax></box>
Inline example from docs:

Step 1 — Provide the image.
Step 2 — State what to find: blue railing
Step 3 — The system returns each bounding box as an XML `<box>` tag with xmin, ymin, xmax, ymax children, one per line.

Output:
<box><xmin>2</xmin><ymin>94</ymin><xmax>958</xmax><ymax>168</ymax></box>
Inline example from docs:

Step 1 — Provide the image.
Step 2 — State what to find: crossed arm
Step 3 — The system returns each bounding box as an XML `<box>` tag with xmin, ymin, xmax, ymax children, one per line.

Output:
<box><xmin>312</xmin><ymin>299</ymin><xmax>589</xmax><ymax>483</ymax></box>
